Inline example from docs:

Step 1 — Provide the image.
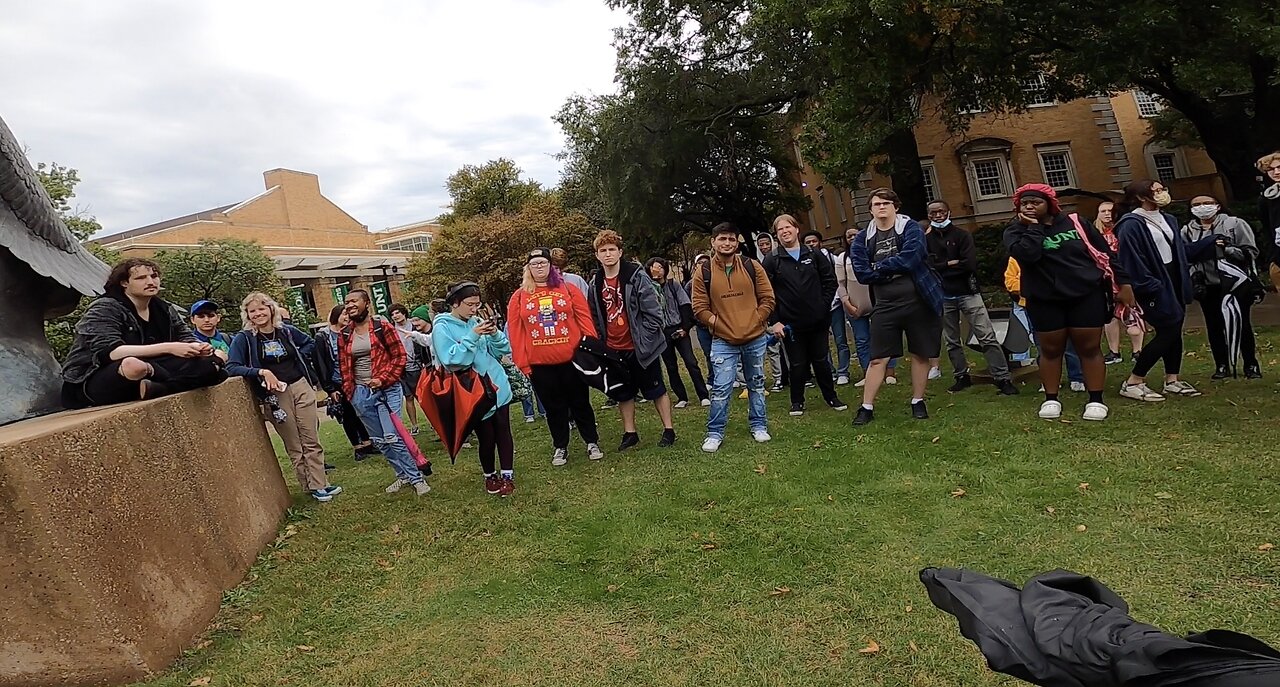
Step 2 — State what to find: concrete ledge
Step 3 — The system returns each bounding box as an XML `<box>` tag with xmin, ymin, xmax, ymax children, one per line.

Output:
<box><xmin>0</xmin><ymin>380</ymin><xmax>289</xmax><ymax>686</ymax></box>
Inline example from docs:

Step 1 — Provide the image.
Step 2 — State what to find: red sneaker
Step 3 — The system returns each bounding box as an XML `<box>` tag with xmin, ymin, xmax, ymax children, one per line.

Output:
<box><xmin>498</xmin><ymin>477</ymin><xmax>515</xmax><ymax>497</ymax></box>
<box><xmin>484</xmin><ymin>474</ymin><xmax>502</xmax><ymax>495</ymax></box>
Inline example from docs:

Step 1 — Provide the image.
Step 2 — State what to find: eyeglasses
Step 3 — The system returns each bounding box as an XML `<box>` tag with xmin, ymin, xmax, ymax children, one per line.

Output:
<box><xmin>528</xmin><ymin>260</ymin><xmax>550</xmax><ymax>268</ymax></box>
<box><xmin>870</xmin><ymin>201</ymin><xmax>895</xmax><ymax>208</ymax></box>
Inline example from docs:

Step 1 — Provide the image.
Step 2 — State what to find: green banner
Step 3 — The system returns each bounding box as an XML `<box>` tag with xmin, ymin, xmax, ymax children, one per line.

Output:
<box><xmin>369</xmin><ymin>281</ymin><xmax>391</xmax><ymax>316</ymax></box>
<box><xmin>331</xmin><ymin>281</ymin><xmax>350</xmax><ymax>306</ymax></box>
<box><xmin>285</xmin><ymin>285</ymin><xmax>307</xmax><ymax>319</ymax></box>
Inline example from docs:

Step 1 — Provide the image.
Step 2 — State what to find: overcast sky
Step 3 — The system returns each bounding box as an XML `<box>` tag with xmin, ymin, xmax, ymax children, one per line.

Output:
<box><xmin>0</xmin><ymin>1</ymin><xmax>622</xmax><ymax>237</ymax></box>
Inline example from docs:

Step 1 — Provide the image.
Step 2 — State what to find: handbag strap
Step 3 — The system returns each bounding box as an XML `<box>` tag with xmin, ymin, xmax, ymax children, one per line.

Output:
<box><xmin>1069</xmin><ymin>213</ymin><xmax>1117</xmax><ymax>295</ymax></box>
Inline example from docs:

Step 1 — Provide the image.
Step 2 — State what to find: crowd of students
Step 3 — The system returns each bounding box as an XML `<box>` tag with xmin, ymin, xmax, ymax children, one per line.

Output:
<box><xmin>55</xmin><ymin>151</ymin><xmax>1280</xmax><ymax>501</ymax></box>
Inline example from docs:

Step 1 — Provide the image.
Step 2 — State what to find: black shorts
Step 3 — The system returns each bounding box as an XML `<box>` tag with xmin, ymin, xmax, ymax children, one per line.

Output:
<box><xmin>869</xmin><ymin>301</ymin><xmax>943</xmax><ymax>360</ymax></box>
<box><xmin>1026</xmin><ymin>290</ymin><xmax>1109</xmax><ymax>332</ymax></box>
<box><xmin>606</xmin><ymin>350</ymin><xmax>667</xmax><ymax>402</ymax></box>
<box><xmin>400</xmin><ymin>367</ymin><xmax>423</xmax><ymax>399</ymax></box>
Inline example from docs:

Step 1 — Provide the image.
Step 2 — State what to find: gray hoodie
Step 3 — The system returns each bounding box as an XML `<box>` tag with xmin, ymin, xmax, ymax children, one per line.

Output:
<box><xmin>1180</xmin><ymin>213</ymin><xmax>1257</xmax><ymax>288</ymax></box>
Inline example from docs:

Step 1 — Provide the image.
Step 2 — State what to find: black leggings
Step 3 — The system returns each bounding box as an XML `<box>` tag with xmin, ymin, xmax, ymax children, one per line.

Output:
<box><xmin>530</xmin><ymin>362</ymin><xmax>599</xmax><ymax>449</ymax></box>
<box><xmin>65</xmin><ymin>354</ymin><xmax>226</xmax><ymax>408</ymax></box>
<box><xmin>338</xmin><ymin>397</ymin><xmax>370</xmax><ymax>446</ymax></box>
<box><xmin>475</xmin><ymin>404</ymin><xmax>515</xmax><ymax>474</ymax></box>
<box><xmin>784</xmin><ymin>325</ymin><xmax>837</xmax><ymax>404</ymax></box>
<box><xmin>1133</xmin><ymin>320</ymin><xmax>1184</xmax><ymax>377</ymax></box>
<box><xmin>660</xmin><ymin>332</ymin><xmax>708</xmax><ymax>402</ymax></box>
<box><xmin>1198</xmin><ymin>285</ymin><xmax>1258</xmax><ymax>369</ymax></box>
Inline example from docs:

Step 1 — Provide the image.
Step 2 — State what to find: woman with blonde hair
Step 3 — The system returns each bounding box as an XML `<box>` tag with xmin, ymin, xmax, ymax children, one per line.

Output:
<box><xmin>1257</xmin><ymin>151</ymin><xmax>1280</xmax><ymax>286</ymax></box>
<box><xmin>227</xmin><ymin>292</ymin><xmax>340</xmax><ymax>502</ymax></box>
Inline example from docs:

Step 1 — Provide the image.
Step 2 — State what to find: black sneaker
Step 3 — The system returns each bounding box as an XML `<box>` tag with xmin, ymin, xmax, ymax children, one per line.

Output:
<box><xmin>658</xmin><ymin>429</ymin><xmax>676</xmax><ymax>447</ymax></box>
<box><xmin>948</xmin><ymin>374</ymin><xmax>973</xmax><ymax>392</ymax></box>
<box><xmin>618</xmin><ymin>432</ymin><xmax>640</xmax><ymax>451</ymax></box>
<box><xmin>1245</xmin><ymin>365</ymin><xmax>1262</xmax><ymax>379</ymax></box>
<box><xmin>852</xmin><ymin>407</ymin><xmax>874</xmax><ymax>426</ymax></box>
<box><xmin>1211</xmin><ymin>365</ymin><xmax>1230</xmax><ymax>380</ymax></box>
<box><xmin>789</xmin><ymin>403</ymin><xmax>805</xmax><ymax>416</ymax></box>
<box><xmin>1103</xmin><ymin>353</ymin><xmax>1123</xmax><ymax>365</ymax></box>
<box><xmin>324</xmin><ymin>463</ymin><xmax>336</xmax><ymax>472</ymax></box>
<box><xmin>911</xmin><ymin>400</ymin><xmax>929</xmax><ymax>420</ymax></box>
<box><xmin>996</xmin><ymin>380</ymin><xmax>1019</xmax><ymax>396</ymax></box>
<box><xmin>826</xmin><ymin>397</ymin><xmax>848</xmax><ymax>411</ymax></box>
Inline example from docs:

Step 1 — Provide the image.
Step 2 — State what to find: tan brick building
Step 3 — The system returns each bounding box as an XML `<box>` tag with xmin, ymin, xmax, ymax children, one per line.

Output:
<box><xmin>797</xmin><ymin>88</ymin><xmax>1224</xmax><ymax>241</ymax></box>
<box><xmin>96</xmin><ymin>169</ymin><xmax>440</xmax><ymax>321</ymax></box>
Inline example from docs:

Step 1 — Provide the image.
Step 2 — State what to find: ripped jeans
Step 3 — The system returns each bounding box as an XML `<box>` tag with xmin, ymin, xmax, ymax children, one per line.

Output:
<box><xmin>351</xmin><ymin>383</ymin><xmax>425</xmax><ymax>485</ymax></box>
<box><xmin>707</xmin><ymin>333</ymin><xmax>769</xmax><ymax>439</ymax></box>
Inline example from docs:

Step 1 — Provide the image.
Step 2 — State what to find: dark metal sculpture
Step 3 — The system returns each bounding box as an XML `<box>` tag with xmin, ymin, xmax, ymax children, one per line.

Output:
<box><xmin>0</xmin><ymin>115</ymin><xmax>109</xmax><ymax>425</ymax></box>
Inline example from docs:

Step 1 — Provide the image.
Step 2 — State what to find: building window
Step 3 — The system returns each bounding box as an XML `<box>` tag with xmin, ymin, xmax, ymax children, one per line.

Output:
<box><xmin>835</xmin><ymin>187</ymin><xmax>848</xmax><ymax>222</ymax></box>
<box><xmin>816</xmin><ymin>187</ymin><xmax>830</xmax><ymax>229</ymax></box>
<box><xmin>1021</xmin><ymin>73</ymin><xmax>1055</xmax><ymax>107</ymax></box>
<box><xmin>1152</xmin><ymin>153</ymin><xmax>1178</xmax><ymax>183</ymax></box>
<box><xmin>970</xmin><ymin>157</ymin><xmax>1010</xmax><ymax>199</ymax></box>
<box><xmin>1134</xmin><ymin>90</ymin><xmax>1164</xmax><ymax>118</ymax></box>
<box><xmin>1036</xmin><ymin>145</ymin><xmax>1076</xmax><ymax>189</ymax></box>
<box><xmin>920</xmin><ymin>160</ymin><xmax>939</xmax><ymax>204</ymax></box>
<box><xmin>382</xmin><ymin>235</ymin><xmax>432</xmax><ymax>252</ymax></box>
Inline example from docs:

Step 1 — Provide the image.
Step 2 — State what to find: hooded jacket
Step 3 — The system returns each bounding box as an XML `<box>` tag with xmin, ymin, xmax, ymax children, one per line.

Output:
<box><xmin>691</xmin><ymin>253</ymin><xmax>776</xmax><ymax>344</ymax></box>
<box><xmin>849</xmin><ymin>214</ymin><xmax>945</xmax><ymax>316</ymax></box>
<box><xmin>61</xmin><ymin>294</ymin><xmax>196</xmax><ymax>385</ymax></box>
<box><xmin>1258</xmin><ymin>184</ymin><xmax>1280</xmax><ymax>270</ymax></box>
<box><xmin>1181</xmin><ymin>213</ymin><xmax>1259</xmax><ymax>289</ymax></box>
<box><xmin>431</xmin><ymin>312</ymin><xmax>513</xmax><ymax>417</ymax></box>
<box><xmin>762</xmin><ymin>243</ymin><xmax>837</xmax><ymax>329</ymax></box>
<box><xmin>1115</xmin><ymin>210</ymin><xmax>1215</xmax><ymax>326</ymax></box>
<box><xmin>587</xmin><ymin>260</ymin><xmax>667</xmax><ymax>368</ymax></box>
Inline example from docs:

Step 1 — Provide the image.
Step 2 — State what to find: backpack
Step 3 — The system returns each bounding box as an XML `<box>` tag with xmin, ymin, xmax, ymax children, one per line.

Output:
<box><xmin>701</xmin><ymin>255</ymin><xmax>760</xmax><ymax>294</ymax></box>
<box><xmin>339</xmin><ymin>316</ymin><xmax>398</xmax><ymax>355</ymax></box>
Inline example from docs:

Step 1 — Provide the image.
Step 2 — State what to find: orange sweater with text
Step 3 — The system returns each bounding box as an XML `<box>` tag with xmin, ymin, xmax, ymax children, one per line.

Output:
<box><xmin>506</xmin><ymin>284</ymin><xmax>598</xmax><ymax>373</ymax></box>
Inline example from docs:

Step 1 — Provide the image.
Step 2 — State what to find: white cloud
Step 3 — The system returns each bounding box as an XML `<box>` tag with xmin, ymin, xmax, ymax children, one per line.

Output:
<box><xmin>0</xmin><ymin>0</ymin><xmax>622</xmax><ymax>235</ymax></box>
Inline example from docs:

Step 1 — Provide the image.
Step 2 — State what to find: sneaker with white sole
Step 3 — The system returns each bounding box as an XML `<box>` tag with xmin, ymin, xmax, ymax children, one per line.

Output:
<box><xmin>885</xmin><ymin>375</ymin><xmax>898</xmax><ymax>385</ymax></box>
<box><xmin>1120</xmin><ymin>381</ymin><xmax>1165</xmax><ymax>402</ymax></box>
<box><xmin>700</xmin><ymin>398</ymin><xmax>711</xmax><ymax>407</ymax></box>
<box><xmin>1069</xmin><ymin>381</ymin><xmax>1086</xmax><ymax>392</ymax></box>
<box><xmin>311</xmin><ymin>489</ymin><xmax>334</xmax><ymax>502</ymax></box>
<box><xmin>674</xmin><ymin>400</ymin><xmax>689</xmax><ymax>409</ymax></box>
<box><xmin>413</xmin><ymin>481</ymin><xmax>431</xmax><ymax>496</ymax></box>
<box><xmin>928</xmin><ymin>367</ymin><xmax>942</xmax><ymax>380</ymax></box>
<box><xmin>1163</xmin><ymin>380</ymin><xmax>1202</xmax><ymax>397</ymax></box>
<box><xmin>586</xmin><ymin>443</ymin><xmax>604</xmax><ymax>461</ymax></box>
<box><xmin>1082</xmin><ymin>402</ymin><xmax>1109</xmax><ymax>421</ymax></box>
<box><xmin>701</xmin><ymin>436</ymin><xmax>723</xmax><ymax>453</ymax></box>
<box><xmin>752</xmin><ymin>429</ymin><xmax>771</xmax><ymax>443</ymax></box>
<box><xmin>1038</xmin><ymin>400</ymin><xmax>1063</xmax><ymax>419</ymax></box>
<box><xmin>836</xmin><ymin>375</ymin><xmax>850</xmax><ymax>385</ymax></box>
<box><xmin>551</xmin><ymin>448</ymin><xmax>568</xmax><ymax>467</ymax></box>
<box><xmin>385</xmin><ymin>479</ymin><xmax>408</xmax><ymax>494</ymax></box>
<box><xmin>524</xmin><ymin>415</ymin><xmax>536</xmax><ymax>423</ymax></box>
<box><xmin>854</xmin><ymin>378</ymin><xmax>866</xmax><ymax>387</ymax></box>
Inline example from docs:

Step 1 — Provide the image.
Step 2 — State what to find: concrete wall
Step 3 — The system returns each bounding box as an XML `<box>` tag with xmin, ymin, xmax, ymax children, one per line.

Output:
<box><xmin>0</xmin><ymin>381</ymin><xmax>289</xmax><ymax>686</ymax></box>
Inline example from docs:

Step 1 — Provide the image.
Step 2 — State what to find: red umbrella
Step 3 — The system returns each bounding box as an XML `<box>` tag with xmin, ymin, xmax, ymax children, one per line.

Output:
<box><xmin>378</xmin><ymin>396</ymin><xmax>431</xmax><ymax>475</ymax></box>
<box><xmin>415</xmin><ymin>367</ymin><xmax>497</xmax><ymax>463</ymax></box>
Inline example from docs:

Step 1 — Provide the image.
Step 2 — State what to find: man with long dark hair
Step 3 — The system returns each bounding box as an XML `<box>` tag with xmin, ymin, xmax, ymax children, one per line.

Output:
<box><xmin>61</xmin><ymin>258</ymin><xmax>226</xmax><ymax>408</ymax></box>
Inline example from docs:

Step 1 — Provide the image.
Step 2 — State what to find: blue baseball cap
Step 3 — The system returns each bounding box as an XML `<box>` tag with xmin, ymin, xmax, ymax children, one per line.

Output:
<box><xmin>189</xmin><ymin>299</ymin><xmax>220</xmax><ymax>315</ymax></box>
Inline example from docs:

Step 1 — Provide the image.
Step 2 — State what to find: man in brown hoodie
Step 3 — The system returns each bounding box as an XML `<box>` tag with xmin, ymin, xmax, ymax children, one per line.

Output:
<box><xmin>691</xmin><ymin>222</ymin><xmax>776</xmax><ymax>452</ymax></box>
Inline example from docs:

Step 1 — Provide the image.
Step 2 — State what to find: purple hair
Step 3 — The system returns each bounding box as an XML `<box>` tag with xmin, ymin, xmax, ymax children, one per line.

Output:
<box><xmin>546</xmin><ymin>265</ymin><xmax>564</xmax><ymax>288</ymax></box>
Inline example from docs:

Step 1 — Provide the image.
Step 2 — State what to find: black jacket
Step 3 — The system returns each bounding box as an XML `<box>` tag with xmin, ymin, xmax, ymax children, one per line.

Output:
<box><xmin>61</xmin><ymin>294</ymin><xmax>196</xmax><ymax>385</ymax></box>
<box><xmin>762</xmin><ymin>245</ymin><xmax>837</xmax><ymax>329</ymax></box>
<box><xmin>925</xmin><ymin>222</ymin><xmax>979</xmax><ymax>296</ymax></box>
<box><xmin>312</xmin><ymin>328</ymin><xmax>342</xmax><ymax>393</ymax></box>
<box><xmin>1004</xmin><ymin>213</ymin><xmax>1128</xmax><ymax>303</ymax></box>
<box><xmin>921</xmin><ymin>567</ymin><xmax>1280</xmax><ymax>686</ymax></box>
<box><xmin>1259</xmin><ymin>190</ymin><xmax>1280</xmax><ymax>270</ymax></box>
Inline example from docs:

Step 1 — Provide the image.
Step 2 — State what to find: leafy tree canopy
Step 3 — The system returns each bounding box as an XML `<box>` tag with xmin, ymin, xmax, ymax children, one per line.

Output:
<box><xmin>439</xmin><ymin>158</ymin><xmax>548</xmax><ymax>225</ymax></box>
<box><xmin>34</xmin><ymin>161</ymin><xmax>102</xmax><ymax>241</ymax></box>
<box><xmin>152</xmin><ymin>239</ymin><xmax>282</xmax><ymax>331</ymax></box>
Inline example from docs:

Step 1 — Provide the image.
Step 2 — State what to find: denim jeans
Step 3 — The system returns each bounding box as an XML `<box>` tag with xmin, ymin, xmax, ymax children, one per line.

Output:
<box><xmin>827</xmin><ymin>307</ymin><xmax>851</xmax><ymax>377</ymax></box>
<box><xmin>352</xmin><ymin>384</ymin><xmax>424</xmax><ymax>484</ymax></box>
<box><xmin>849</xmin><ymin>315</ymin><xmax>898</xmax><ymax>372</ymax></box>
<box><xmin>1013</xmin><ymin>302</ymin><xmax>1082</xmax><ymax>383</ymax></box>
<box><xmin>696</xmin><ymin>325</ymin><xmax>713</xmax><ymax>378</ymax></box>
<box><xmin>707</xmin><ymin>334</ymin><xmax>769</xmax><ymax>439</ymax></box>
<box><xmin>521</xmin><ymin>393</ymin><xmax>545</xmax><ymax>419</ymax></box>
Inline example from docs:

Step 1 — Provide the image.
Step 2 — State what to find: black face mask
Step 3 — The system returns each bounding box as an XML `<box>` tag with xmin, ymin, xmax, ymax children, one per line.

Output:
<box><xmin>348</xmin><ymin>307</ymin><xmax>369</xmax><ymax>323</ymax></box>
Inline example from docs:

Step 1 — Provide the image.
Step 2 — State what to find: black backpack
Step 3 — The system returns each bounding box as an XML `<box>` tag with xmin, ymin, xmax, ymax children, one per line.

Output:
<box><xmin>701</xmin><ymin>255</ymin><xmax>760</xmax><ymax>293</ymax></box>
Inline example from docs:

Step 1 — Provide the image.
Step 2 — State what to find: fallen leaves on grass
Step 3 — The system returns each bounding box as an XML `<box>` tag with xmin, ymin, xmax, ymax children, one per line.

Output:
<box><xmin>390</xmin><ymin>525</ymin><xmax>401</xmax><ymax>535</ymax></box>
<box><xmin>950</xmin><ymin>488</ymin><xmax>966</xmax><ymax>498</ymax></box>
<box><xmin>700</xmin><ymin>542</ymin><xmax>718</xmax><ymax>550</ymax></box>
<box><xmin>188</xmin><ymin>678</ymin><xmax>212</xmax><ymax>687</ymax></box>
<box><xmin>858</xmin><ymin>640</ymin><xmax>881</xmax><ymax>654</ymax></box>
<box><xmin>909</xmin><ymin>641</ymin><xmax>919</xmax><ymax>652</ymax></box>
<box><xmin>768</xmin><ymin>586</ymin><xmax>792</xmax><ymax>597</ymax></box>
<box><xmin>1078</xmin><ymin>482</ymin><xmax>1090</xmax><ymax>491</ymax></box>
<box><xmin>754</xmin><ymin>464</ymin><xmax>767</xmax><ymax>475</ymax></box>
<box><xmin>1260</xmin><ymin>543</ymin><xmax>1275</xmax><ymax>552</ymax></box>
<box><xmin>1154</xmin><ymin>492</ymin><xmax>1174</xmax><ymax>500</ymax></box>
<box><xmin>1076</xmin><ymin>525</ymin><xmax>1088</xmax><ymax>532</ymax></box>
<box><xmin>1045</xmin><ymin>506</ymin><xmax>1056</xmax><ymax>514</ymax></box>
<box><xmin>194</xmin><ymin>640</ymin><xmax>212</xmax><ymax>650</ymax></box>
<box><xmin>931</xmin><ymin>436</ymin><xmax>941</xmax><ymax>443</ymax></box>
<box><xmin>295</xmin><ymin>645</ymin><xmax>314</xmax><ymax>653</ymax></box>
<box><xmin>812</xmin><ymin>440</ymin><xmax>824</xmax><ymax>449</ymax></box>
<box><xmin>375</xmin><ymin>558</ymin><xmax>394</xmax><ymax>571</ymax></box>
<box><xmin>249</xmin><ymin>614</ymin><xmax>263</xmax><ymax>623</ymax></box>
<box><xmin>607</xmin><ymin>584</ymin><xmax>620</xmax><ymax>593</ymax></box>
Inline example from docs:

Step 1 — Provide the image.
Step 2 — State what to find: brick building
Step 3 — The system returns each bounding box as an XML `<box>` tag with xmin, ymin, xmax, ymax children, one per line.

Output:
<box><xmin>96</xmin><ymin>169</ymin><xmax>440</xmax><ymax>320</ymax></box>
<box><xmin>797</xmin><ymin>88</ymin><xmax>1224</xmax><ymax>241</ymax></box>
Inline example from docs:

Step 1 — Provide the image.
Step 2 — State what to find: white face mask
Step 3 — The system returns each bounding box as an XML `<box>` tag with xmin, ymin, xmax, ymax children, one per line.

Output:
<box><xmin>930</xmin><ymin>219</ymin><xmax>949</xmax><ymax>228</ymax></box>
<box><xmin>1191</xmin><ymin>204</ymin><xmax>1219</xmax><ymax>220</ymax></box>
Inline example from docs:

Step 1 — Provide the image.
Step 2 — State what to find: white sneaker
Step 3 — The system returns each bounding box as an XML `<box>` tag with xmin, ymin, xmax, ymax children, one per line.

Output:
<box><xmin>1038</xmin><ymin>400</ymin><xmax>1063</xmax><ymax>419</ymax></box>
<box><xmin>928</xmin><ymin>367</ymin><xmax>942</xmax><ymax>380</ymax></box>
<box><xmin>752</xmin><ymin>429</ymin><xmax>772</xmax><ymax>443</ymax></box>
<box><xmin>1070</xmin><ymin>381</ymin><xmax>1086</xmax><ymax>392</ymax></box>
<box><xmin>1082</xmin><ymin>402</ymin><xmax>1109</xmax><ymax>421</ymax></box>
<box><xmin>700</xmin><ymin>398</ymin><xmax>711</xmax><ymax>407</ymax></box>
<box><xmin>586</xmin><ymin>443</ymin><xmax>604</xmax><ymax>461</ymax></box>
<box><xmin>1163</xmin><ymin>380</ymin><xmax>1202</xmax><ymax>397</ymax></box>
<box><xmin>701</xmin><ymin>436</ymin><xmax>722</xmax><ymax>453</ymax></box>
<box><xmin>836</xmin><ymin>375</ymin><xmax>850</xmax><ymax>386</ymax></box>
<box><xmin>885</xmin><ymin>375</ymin><xmax>898</xmax><ymax>385</ymax></box>
<box><xmin>854</xmin><ymin>378</ymin><xmax>866</xmax><ymax>388</ymax></box>
<box><xmin>1120</xmin><ymin>381</ymin><xmax>1165</xmax><ymax>402</ymax></box>
<box><xmin>551</xmin><ymin>448</ymin><xmax>568</xmax><ymax>467</ymax></box>
<box><xmin>674</xmin><ymin>400</ymin><xmax>689</xmax><ymax>409</ymax></box>
<box><xmin>524</xmin><ymin>415</ymin><xmax>536</xmax><ymax>423</ymax></box>
<box><xmin>413</xmin><ymin>481</ymin><xmax>431</xmax><ymax>496</ymax></box>
<box><xmin>385</xmin><ymin>479</ymin><xmax>408</xmax><ymax>494</ymax></box>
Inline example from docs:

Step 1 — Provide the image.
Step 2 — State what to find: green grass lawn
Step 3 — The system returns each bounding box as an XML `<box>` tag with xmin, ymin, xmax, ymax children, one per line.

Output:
<box><xmin>138</xmin><ymin>331</ymin><xmax>1279</xmax><ymax>687</ymax></box>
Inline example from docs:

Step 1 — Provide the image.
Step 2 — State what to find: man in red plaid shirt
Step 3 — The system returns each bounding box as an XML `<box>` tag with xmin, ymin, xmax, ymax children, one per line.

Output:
<box><xmin>339</xmin><ymin>290</ymin><xmax>430</xmax><ymax>496</ymax></box>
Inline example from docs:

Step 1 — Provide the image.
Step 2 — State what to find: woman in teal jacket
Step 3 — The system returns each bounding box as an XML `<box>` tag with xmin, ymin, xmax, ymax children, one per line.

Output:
<box><xmin>432</xmin><ymin>281</ymin><xmax>516</xmax><ymax>497</ymax></box>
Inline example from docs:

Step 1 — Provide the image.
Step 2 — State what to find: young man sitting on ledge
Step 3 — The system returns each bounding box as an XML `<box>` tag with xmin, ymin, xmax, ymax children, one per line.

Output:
<box><xmin>61</xmin><ymin>258</ymin><xmax>227</xmax><ymax>408</ymax></box>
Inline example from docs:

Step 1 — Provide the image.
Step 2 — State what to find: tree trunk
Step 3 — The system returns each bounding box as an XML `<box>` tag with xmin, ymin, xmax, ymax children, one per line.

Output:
<box><xmin>882</xmin><ymin>127</ymin><xmax>928</xmax><ymax>219</ymax></box>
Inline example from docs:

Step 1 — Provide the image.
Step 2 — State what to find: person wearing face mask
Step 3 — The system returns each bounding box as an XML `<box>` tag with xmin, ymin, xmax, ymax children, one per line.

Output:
<box><xmin>1256</xmin><ymin>151</ymin><xmax>1280</xmax><ymax>286</ymax></box>
<box><xmin>924</xmin><ymin>200</ymin><xmax>1018</xmax><ymax>395</ymax></box>
<box><xmin>1113</xmin><ymin>180</ymin><xmax>1218</xmax><ymax>402</ymax></box>
<box><xmin>1181</xmin><ymin>195</ymin><xmax>1261</xmax><ymax>379</ymax></box>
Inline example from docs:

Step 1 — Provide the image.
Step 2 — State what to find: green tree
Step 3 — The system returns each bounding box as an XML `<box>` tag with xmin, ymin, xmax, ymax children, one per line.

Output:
<box><xmin>43</xmin><ymin>243</ymin><xmax>119</xmax><ymax>361</ymax></box>
<box><xmin>439</xmin><ymin>158</ymin><xmax>547</xmax><ymax>225</ymax></box>
<box><xmin>405</xmin><ymin>197</ymin><xmax>599</xmax><ymax>306</ymax></box>
<box><xmin>35</xmin><ymin>161</ymin><xmax>103</xmax><ymax>241</ymax></box>
<box><xmin>152</xmin><ymin>239</ymin><xmax>282</xmax><ymax>331</ymax></box>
